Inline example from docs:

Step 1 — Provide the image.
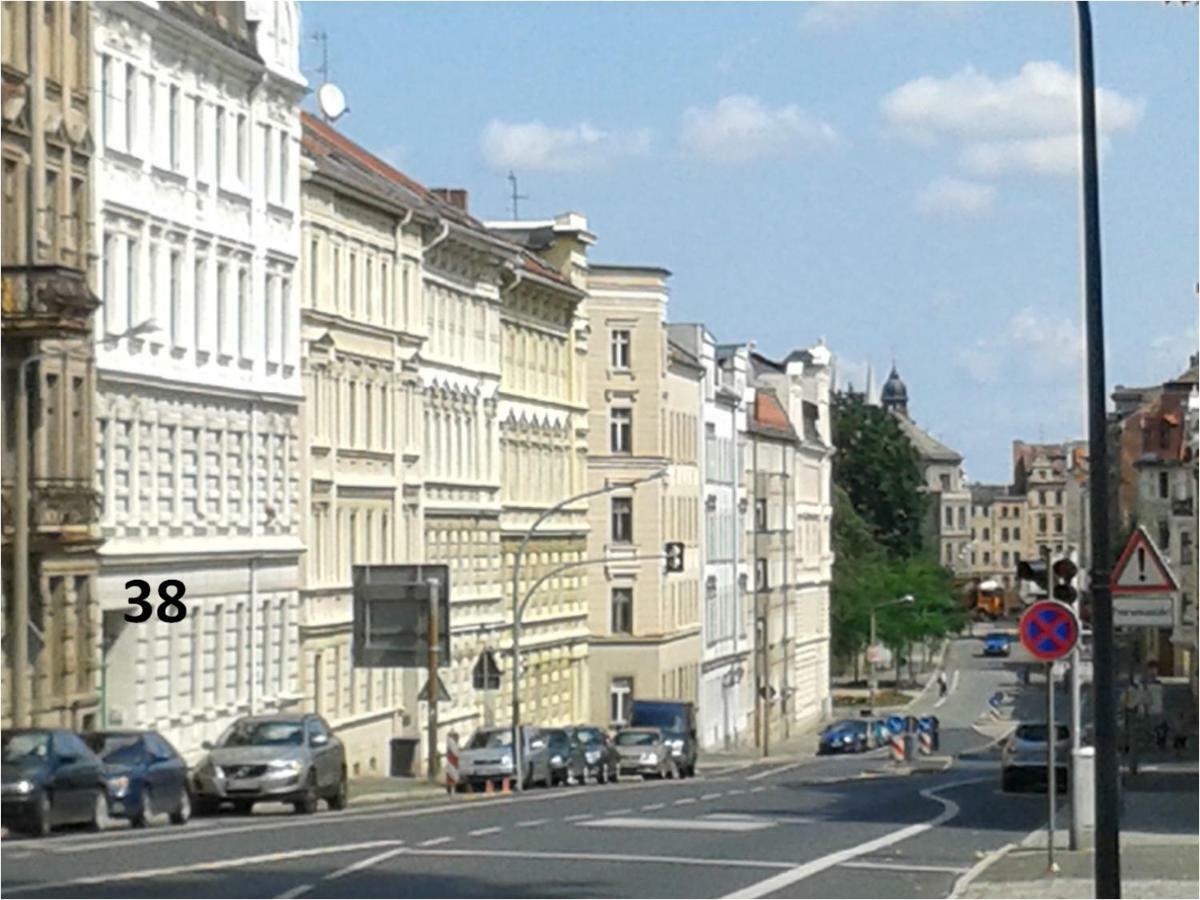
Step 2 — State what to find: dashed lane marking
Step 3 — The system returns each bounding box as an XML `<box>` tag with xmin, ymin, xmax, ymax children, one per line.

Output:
<box><xmin>642</xmin><ymin>803</ymin><xmax>665</xmax><ymax>811</ymax></box>
<box><xmin>516</xmin><ymin>819</ymin><xmax>548</xmax><ymax>828</ymax></box>
<box><xmin>563</xmin><ymin>813</ymin><xmax>591</xmax><ymax>822</ymax></box>
<box><xmin>468</xmin><ymin>827</ymin><xmax>503</xmax><ymax>837</ymax></box>
<box><xmin>726</xmin><ymin>789</ymin><xmax>744</xmax><ymax>796</ymax></box>
<box><xmin>606</xmin><ymin>808</ymin><xmax>632</xmax><ymax>815</ymax></box>
<box><xmin>275</xmin><ymin>885</ymin><xmax>313</xmax><ymax>899</ymax></box>
<box><xmin>4</xmin><ymin>840</ymin><xmax>405</xmax><ymax>896</ymax></box>
<box><xmin>417</xmin><ymin>836</ymin><xmax>453</xmax><ymax>847</ymax></box>
<box><xmin>700</xmin><ymin>792</ymin><xmax>723</xmax><ymax>801</ymax></box>
<box><xmin>580</xmin><ymin>817</ymin><xmax>774</xmax><ymax>833</ymax></box>
<box><xmin>705</xmin><ymin>813</ymin><xmax>816</xmax><ymax>826</ymax></box>
<box><xmin>323</xmin><ymin>846</ymin><xmax>409</xmax><ymax>882</ymax></box>
<box><xmin>749</xmin><ymin>786</ymin><xmax>766</xmax><ymax>793</ymax></box>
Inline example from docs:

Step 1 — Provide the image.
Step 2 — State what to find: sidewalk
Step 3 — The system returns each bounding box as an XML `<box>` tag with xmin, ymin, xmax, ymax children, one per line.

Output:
<box><xmin>697</xmin><ymin>728</ymin><xmax>822</xmax><ymax>771</ymax></box>
<box><xmin>348</xmin><ymin>774</ymin><xmax>449</xmax><ymax>806</ymax></box>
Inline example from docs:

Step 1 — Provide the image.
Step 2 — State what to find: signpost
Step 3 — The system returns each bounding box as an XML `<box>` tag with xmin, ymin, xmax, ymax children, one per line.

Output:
<box><xmin>1110</xmin><ymin>526</ymin><xmax>1179</xmax><ymax>628</ymax></box>
<box><xmin>1020</xmin><ymin>600</ymin><xmax>1080</xmax><ymax>874</ymax></box>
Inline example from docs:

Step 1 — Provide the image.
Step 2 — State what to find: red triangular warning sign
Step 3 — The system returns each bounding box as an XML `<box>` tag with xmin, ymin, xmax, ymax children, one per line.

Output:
<box><xmin>1111</xmin><ymin>526</ymin><xmax>1179</xmax><ymax>594</ymax></box>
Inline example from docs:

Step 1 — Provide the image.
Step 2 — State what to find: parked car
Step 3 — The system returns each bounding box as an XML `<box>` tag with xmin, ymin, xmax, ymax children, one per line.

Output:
<box><xmin>1</xmin><ymin>729</ymin><xmax>109</xmax><ymax>836</ymax></box>
<box><xmin>455</xmin><ymin>726</ymin><xmax>551</xmax><ymax>791</ymax></box>
<box><xmin>818</xmin><ymin>720</ymin><xmax>870</xmax><ymax>755</ymax></box>
<box><xmin>83</xmin><ymin>730</ymin><xmax>191</xmax><ymax>828</ymax></box>
<box><xmin>983</xmin><ymin>633</ymin><xmax>1012</xmax><ymax>657</ymax></box>
<box><xmin>544</xmin><ymin>728</ymin><xmax>587</xmax><ymax>786</ymax></box>
<box><xmin>614</xmin><ymin>728</ymin><xmax>677</xmax><ymax>779</ymax></box>
<box><xmin>192</xmin><ymin>714</ymin><xmax>347</xmax><ymax>815</ymax></box>
<box><xmin>630</xmin><ymin>700</ymin><xmax>697</xmax><ymax>778</ymax></box>
<box><xmin>566</xmin><ymin>725</ymin><xmax>619</xmax><ymax>784</ymax></box>
<box><xmin>1001</xmin><ymin>723</ymin><xmax>1070</xmax><ymax>792</ymax></box>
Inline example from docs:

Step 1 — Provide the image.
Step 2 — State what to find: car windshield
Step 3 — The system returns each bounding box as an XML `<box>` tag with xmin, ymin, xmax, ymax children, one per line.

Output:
<box><xmin>616</xmin><ymin>731</ymin><xmax>656</xmax><ymax>746</ymax></box>
<box><xmin>828</xmin><ymin>721</ymin><xmax>864</xmax><ymax>733</ymax></box>
<box><xmin>467</xmin><ymin>730</ymin><xmax>512</xmax><ymax>750</ymax></box>
<box><xmin>85</xmin><ymin>734</ymin><xmax>144</xmax><ymax>764</ymax></box>
<box><xmin>1016</xmin><ymin>724</ymin><xmax>1069</xmax><ymax>742</ymax></box>
<box><xmin>220</xmin><ymin>721</ymin><xmax>304</xmax><ymax>747</ymax></box>
<box><xmin>631</xmin><ymin>704</ymin><xmax>686</xmax><ymax>732</ymax></box>
<box><xmin>574</xmin><ymin>728</ymin><xmax>605</xmax><ymax>744</ymax></box>
<box><xmin>545</xmin><ymin>730</ymin><xmax>568</xmax><ymax>747</ymax></box>
<box><xmin>2</xmin><ymin>732</ymin><xmax>50</xmax><ymax>763</ymax></box>
<box><xmin>986</xmin><ymin>634</ymin><xmax>1008</xmax><ymax>643</ymax></box>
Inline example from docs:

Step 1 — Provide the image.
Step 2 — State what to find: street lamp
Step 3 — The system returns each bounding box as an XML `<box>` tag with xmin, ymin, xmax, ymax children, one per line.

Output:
<box><xmin>10</xmin><ymin>318</ymin><xmax>157</xmax><ymax>726</ymax></box>
<box><xmin>510</xmin><ymin>467</ymin><xmax>667</xmax><ymax>790</ymax></box>
<box><xmin>868</xmin><ymin>594</ymin><xmax>914</xmax><ymax>714</ymax></box>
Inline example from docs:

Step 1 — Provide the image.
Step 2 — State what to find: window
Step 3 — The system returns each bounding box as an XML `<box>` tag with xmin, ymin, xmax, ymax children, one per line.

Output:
<box><xmin>983</xmin><ymin>551</ymin><xmax>991</xmax><ymax>564</ymax></box>
<box><xmin>169</xmin><ymin>249</ymin><xmax>182</xmax><ymax>346</ymax></box>
<box><xmin>611</xmin><ymin>588</ymin><xmax>633</xmax><ymax>634</ymax></box>
<box><xmin>124</xmin><ymin>62</ymin><xmax>136</xmax><ymax>152</ymax></box>
<box><xmin>101</xmin><ymin>55</ymin><xmax>112</xmax><ymax>146</ymax></box>
<box><xmin>168</xmin><ymin>85</ymin><xmax>180</xmax><ymax>169</ymax></box>
<box><xmin>970</xmin><ymin>528</ymin><xmax>976</xmax><ymax>540</ymax></box>
<box><xmin>1014</xmin><ymin>526</ymin><xmax>1021</xmax><ymax>540</ymax></box>
<box><xmin>940</xmin><ymin>474</ymin><xmax>950</xmax><ymax>490</ymax></box>
<box><xmin>610</xmin><ymin>407</ymin><xmax>631</xmax><ymax>453</ymax></box>
<box><xmin>1001</xmin><ymin>527</ymin><xmax>1009</xmax><ymax>542</ymax></box>
<box><xmin>1038</xmin><ymin>490</ymin><xmax>1047</xmax><ymax>506</ymax></box>
<box><xmin>1053</xmin><ymin>514</ymin><xmax>1062</xmax><ymax>533</ymax></box>
<box><xmin>126</xmin><ymin>237</ymin><xmax>139</xmax><ymax>323</ymax></box>
<box><xmin>238</xmin><ymin>269</ymin><xmax>250</xmax><ymax>358</ymax></box>
<box><xmin>1158</xmin><ymin>520</ymin><xmax>1171</xmax><ymax>552</ymax></box>
<box><xmin>611</xmin><ymin>497</ymin><xmax>633</xmax><ymax>543</ymax></box>
<box><xmin>958</xmin><ymin>507</ymin><xmax>966</xmax><ymax>529</ymax></box>
<box><xmin>944</xmin><ymin>507</ymin><xmax>953</xmax><ymax>527</ymax></box>
<box><xmin>1001</xmin><ymin>551</ymin><xmax>1010</xmax><ymax>565</ymax></box>
<box><xmin>194</xmin><ymin>98</ymin><xmax>205</xmax><ymax>180</ymax></box>
<box><xmin>279</xmin><ymin>133</ymin><xmax>289</xmax><ymax>205</ymax></box>
<box><xmin>193</xmin><ymin>255</ymin><xmax>207</xmax><ymax>352</ymax></box>
<box><xmin>610</xmin><ymin>329</ymin><xmax>631</xmax><ymax>369</ymax></box>
<box><xmin>217</xmin><ymin>262</ymin><xmax>229</xmax><ymax>355</ymax></box>
<box><xmin>1038</xmin><ymin>514</ymin><xmax>1047</xmax><ymax>534</ymax></box>
<box><xmin>263</xmin><ymin>124</ymin><xmax>273</xmax><ymax>197</ymax></box>
<box><xmin>610</xmin><ymin>677</ymin><xmax>633</xmax><ymax>726</ymax></box>
<box><xmin>1182</xmin><ymin>532</ymin><xmax>1193</xmax><ymax>565</ymax></box>
<box><xmin>309</xmin><ymin>237</ymin><xmax>319</xmax><ymax>306</ymax></box>
<box><xmin>755</xmin><ymin>498</ymin><xmax>767</xmax><ymax>532</ymax></box>
<box><xmin>1055</xmin><ymin>490</ymin><xmax>1064</xmax><ymax>505</ymax></box>
<box><xmin>236</xmin><ymin>114</ymin><xmax>247</xmax><ymax>183</ymax></box>
<box><xmin>755</xmin><ymin>558</ymin><xmax>768</xmax><ymax>591</ymax></box>
<box><xmin>983</xmin><ymin>527</ymin><xmax>990</xmax><ymax>541</ymax></box>
<box><xmin>1159</xmin><ymin>471</ymin><xmax>1170</xmax><ymax>499</ymax></box>
<box><xmin>1000</xmin><ymin>506</ymin><xmax>1008</xmax><ymax>519</ymax></box>
<box><xmin>215</xmin><ymin>108</ymin><xmax>225</xmax><ymax>186</ymax></box>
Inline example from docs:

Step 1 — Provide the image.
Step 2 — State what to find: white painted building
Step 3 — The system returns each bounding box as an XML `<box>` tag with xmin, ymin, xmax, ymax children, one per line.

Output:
<box><xmin>668</xmin><ymin>325</ymin><xmax>753</xmax><ymax>750</ymax></box>
<box><xmin>91</xmin><ymin>0</ymin><xmax>306</xmax><ymax>757</ymax></box>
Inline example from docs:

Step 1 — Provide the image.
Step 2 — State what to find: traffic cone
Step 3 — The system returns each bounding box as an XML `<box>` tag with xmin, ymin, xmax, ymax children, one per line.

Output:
<box><xmin>485</xmin><ymin>779</ymin><xmax>494</xmax><ymax>796</ymax></box>
<box><xmin>500</xmin><ymin>776</ymin><xmax>511</xmax><ymax>794</ymax></box>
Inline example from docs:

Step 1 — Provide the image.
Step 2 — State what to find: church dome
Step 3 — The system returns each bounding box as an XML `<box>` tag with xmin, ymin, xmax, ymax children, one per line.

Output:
<box><xmin>881</xmin><ymin>365</ymin><xmax>908</xmax><ymax>415</ymax></box>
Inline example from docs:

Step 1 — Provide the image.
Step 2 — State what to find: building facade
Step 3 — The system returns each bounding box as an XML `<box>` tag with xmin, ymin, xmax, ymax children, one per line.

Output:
<box><xmin>90</xmin><ymin>0</ymin><xmax>307</xmax><ymax>756</ymax></box>
<box><xmin>297</xmin><ymin>115</ymin><xmax>427</xmax><ymax>776</ymax></box>
<box><xmin>1</xmin><ymin>0</ymin><xmax>103</xmax><ymax>728</ymax></box>
<box><xmin>582</xmin><ymin>265</ymin><xmax>702</xmax><ymax>727</ymax></box>
<box><xmin>966</xmin><ymin>485</ymin><xmax>1030</xmax><ymax>598</ymax></box>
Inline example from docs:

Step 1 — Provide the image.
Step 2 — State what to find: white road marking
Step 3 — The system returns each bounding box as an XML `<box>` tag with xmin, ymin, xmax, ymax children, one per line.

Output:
<box><xmin>324</xmin><ymin>845</ymin><xmax>409</xmax><ymax>881</ymax></box>
<box><xmin>674</xmin><ymin>797</ymin><xmax>697</xmax><ymax>806</ymax></box>
<box><xmin>705</xmin><ymin>813</ymin><xmax>816</xmax><ymax>825</ymax></box>
<box><xmin>468</xmin><ymin>826</ymin><xmax>503</xmax><ymax>837</ymax></box>
<box><xmin>606</xmin><ymin>807</ymin><xmax>632</xmax><ymax>815</ymax></box>
<box><xmin>840</xmin><ymin>860</ymin><xmax>970</xmax><ymax>874</ymax></box>
<box><xmin>274</xmin><ymin>884</ymin><xmax>313</xmax><ymax>899</ymax></box>
<box><xmin>700</xmin><ymin>792</ymin><xmax>723</xmax><ymax>801</ymax></box>
<box><xmin>722</xmin><ymin>777</ymin><xmax>988</xmax><ymax>899</ymax></box>
<box><xmin>745</xmin><ymin>761</ymin><xmax>805</xmax><ymax>781</ymax></box>
<box><xmin>563</xmin><ymin>813</ymin><xmax>591</xmax><ymax>822</ymax></box>
<box><xmin>4</xmin><ymin>840</ymin><xmax>404</xmax><ymax>896</ymax></box>
<box><xmin>749</xmin><ymin>785</ymin><xmax>766</xmax><ymax>793</ymax></box>
<box><xmin>516</xmin><ymin>819</ymin><xmax>548</xmax><ymax>828</ymax></box>
<box><xmin>417</xmin><ymin>836</ymin><xmax>453</xmax><ymax>847</ymax></box>
<box><xmin>580</xmin><ymin>817</ymin><xmax>773</xmax><ymax>833</ymax></box>
<box><xmin>949</xmin><ymin>842</ymin><xmax>1016</xmax><ymax>899</ymax></box>
<box><xmin>725</xmin><ymin>788</ymin><xmax>745</xmax><ymax>796</ymax></box>
<box><xmin>399</xmin><ymin>847</ymin><xmax>795</xmax><ymax>870</ymax></box>
<box><xmin>642</xmin><ymin>802</ymin><xmax>665</xmax><ymax>811</ymax></box>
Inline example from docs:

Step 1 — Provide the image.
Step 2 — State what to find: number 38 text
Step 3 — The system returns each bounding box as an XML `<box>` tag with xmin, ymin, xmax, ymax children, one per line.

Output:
<box><xmin>124</xmin><ymin>579</ymin><xmax>188</xmax><ymax>623</ymax></box>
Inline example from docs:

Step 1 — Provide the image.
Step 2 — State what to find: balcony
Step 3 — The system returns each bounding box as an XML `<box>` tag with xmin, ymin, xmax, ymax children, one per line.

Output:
<box><xmin>1172</xmin><ymin>497</ymin><xmax>1194</xmax><ymax>518</ymax></box>
<box><xmin>1</xmin><ymin>478</ymin><xmax>102</xmax><ymax>540</ymax></box>
<box><xmin>2</xmin><ymin>264</ymin><xmax>100</xmax><ymax>338</ymax></box>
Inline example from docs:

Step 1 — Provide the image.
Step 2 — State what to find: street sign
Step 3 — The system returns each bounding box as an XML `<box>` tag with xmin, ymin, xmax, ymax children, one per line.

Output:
<box><xmin>1113</xmin><ymin>596</ymin><xmax>1174</xmax><ymax>628</ymax></box>
<box><xmin>417</xmin><ymin>674</ymin><xmax>452</xmax><ymax>703</ymax></box>
<box><xmin>1111</xmin><ymin>526</ymin><xmax>1179</xmax><ymax>593</ymax></box>
<box><xmin>866</xmin><ymin>643</ymin><xmax>883</xmax><ymax>665</ymax></box>
<box><xmin>1019</xmin><ymin>600</ymin><xmax>1079</xmax><ymax>661</ymax></box>
<box><xmin>352</xmin><ymin>564</ymin><xmax>450</xmax><ymax>668</ymax></box>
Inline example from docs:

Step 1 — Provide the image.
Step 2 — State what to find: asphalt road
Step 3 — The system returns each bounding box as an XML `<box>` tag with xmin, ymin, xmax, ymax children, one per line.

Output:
<box><xmin>1</xmin><ymin>632</ymin><xmax>1049</xmax><ymax>899</ymax></box>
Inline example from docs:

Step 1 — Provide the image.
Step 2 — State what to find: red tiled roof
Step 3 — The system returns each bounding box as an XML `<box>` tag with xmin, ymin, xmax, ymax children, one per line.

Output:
<box><xmin>752</xmin><ymin>391</ymin><xmax>796</xmax><ymax>440</ymax></box>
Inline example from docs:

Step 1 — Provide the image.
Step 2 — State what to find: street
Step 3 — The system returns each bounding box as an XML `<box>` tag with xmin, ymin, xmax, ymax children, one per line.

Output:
<box><xmin>2</xmin><ymin>636</ymin><xmax>1055</xmax><ymax>899</ymax></box>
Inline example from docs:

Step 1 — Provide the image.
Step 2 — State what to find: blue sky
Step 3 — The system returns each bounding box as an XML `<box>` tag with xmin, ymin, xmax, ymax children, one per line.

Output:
<box><xmin>298</xmin><ymin>1</ymin><xmax>1198</xmax><ymax>483</ymax></box>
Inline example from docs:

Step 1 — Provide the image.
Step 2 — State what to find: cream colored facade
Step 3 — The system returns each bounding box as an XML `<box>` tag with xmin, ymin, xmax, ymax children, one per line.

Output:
<box><xmin>297</xmin><ymin>115</ymin><xmax>426</xmax><ymax>776</ymax></box>
<box><xmin>966</xmin><ymin>487</ymin><xmax>1030</xmax><ymax>594</ymax></box>
<box><xmin>582</xmin><ymin>265</ymin><xmax>702</xmax><ymax>727</ymax></box>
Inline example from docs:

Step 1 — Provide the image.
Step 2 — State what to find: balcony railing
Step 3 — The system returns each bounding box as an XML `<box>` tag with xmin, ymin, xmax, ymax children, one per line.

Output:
<box><xmin>1</xmin><ymin>478</ymin><xmax>102</xmax><ymax>537</ymax></box>
<box><xmin>2</xmin><ymin>264</ymin><xmax>100</xmax><ymax>338</ymax></box>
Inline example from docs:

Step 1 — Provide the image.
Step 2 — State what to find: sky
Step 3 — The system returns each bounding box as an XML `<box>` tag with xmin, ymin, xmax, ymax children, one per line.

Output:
<box><xmin>298</xmin><ymin>1</ymin><xmax>1198</xmax><ymax>483</ymax></box>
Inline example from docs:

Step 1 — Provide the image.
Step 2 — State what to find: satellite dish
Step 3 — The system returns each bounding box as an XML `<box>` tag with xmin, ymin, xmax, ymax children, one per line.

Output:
<box><xmin>317</xmin><ymin>83</ymin><xmax>346</xmax><ymax>121</ymax></box>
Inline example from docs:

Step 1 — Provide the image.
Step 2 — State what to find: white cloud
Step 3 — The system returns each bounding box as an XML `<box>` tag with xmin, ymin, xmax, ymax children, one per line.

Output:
<box><xmin>914</xmin><ymin>177</ymin><xmax>995</xmax><ymax>216</ymax></box>
<box><xmin>798</xmin><ymin>2</ymin><xmax>886</xmax><ymax>31</ymax></box>
<box><xmin>679</xmin><ymin>95</ymin><xmax>840</xmax><ymax>164</ymax></box>
<box><xmin>882</xmin><ymin>61</ymin><xmax>1143</xmax><ymax>177</ymax></box>
<box><xmin>480</xmin><ymin>119</ymin><xmax>651</xmax><ymax>173</ymax></box>
<box><xmin>954</xmin><ymin>307</ymin><xmax>1084</xmax><ymax>385</ymax></box>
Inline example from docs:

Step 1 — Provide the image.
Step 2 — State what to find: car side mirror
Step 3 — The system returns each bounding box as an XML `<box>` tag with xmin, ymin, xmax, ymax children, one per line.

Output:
<box><xmin>311</xmin><ymin>734</ymin><xmax>329</xmax><ymax>747</ymax></box>
<box><xmin>201</xmin><ymin>740</ymin><xmax>213</xmax><ymax>751</ymax></box>
<box><xmin>57</xmin><ymin>753</ymin><xmax>77</xmax><ymax>765</ymax></box>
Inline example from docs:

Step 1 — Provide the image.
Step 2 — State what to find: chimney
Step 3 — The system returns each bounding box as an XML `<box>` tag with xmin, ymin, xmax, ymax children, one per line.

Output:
<box><xmin>431</xmin><ymin>188</ymin><xmax>468</xmax><ymax>213</ymax></box>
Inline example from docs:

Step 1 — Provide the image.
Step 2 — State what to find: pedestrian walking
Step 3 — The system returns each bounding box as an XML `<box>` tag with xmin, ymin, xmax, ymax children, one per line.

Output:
<box><xmin>937</xmin><ymin>671</ymin><xmax>948</xmax><ymax>699</ymax></box>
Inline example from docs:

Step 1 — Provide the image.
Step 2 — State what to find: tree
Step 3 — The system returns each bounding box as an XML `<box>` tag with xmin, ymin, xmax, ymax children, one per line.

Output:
<box><xmin>831</xmin><ymin>391</ymin><xmax>929</xmax><ymax>559</ymax></box>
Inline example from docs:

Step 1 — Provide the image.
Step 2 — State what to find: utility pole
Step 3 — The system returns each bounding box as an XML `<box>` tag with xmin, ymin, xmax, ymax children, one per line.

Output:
<box><xmin>1074</xmin><ymin>4</ymin><xmax>1119</xmax><ymax>896</ymax></box>
<box><xmin>507</xmin><ymin>172</ymin><xmax>528</xmax><ymax>220</ymax></box>
<box><xmin>427</xmin><ymin>577</ymin><xmax>440</xmax><ymax>781</ymax></box>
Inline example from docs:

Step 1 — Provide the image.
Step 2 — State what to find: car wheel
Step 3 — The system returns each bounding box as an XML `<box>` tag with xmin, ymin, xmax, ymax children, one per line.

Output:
<box><xmin>89</xmin><ymin>790</ymin><xmax>112</xmax><ymax>832</ymax></box>
<box><xmin>327</xmin><ymin>770</ymin><xmax>349</xmax><ymax>811</ymax></box>
<box><xmin>169</xmin><ymin>788</ymin><xmax>191</xmax><ymax>825</ymax></box>
<box><xmin>195</xmin><ymin>797</ymin><xmax>219</xmax><ymax>816</ymax></box>
<box><xmin>595</xmin><ymin>766</ymin><xmax>606</xmax><ymax>785</ymax></box>
<box><xmin>27</xmin><ymin>790</ymin><xmax>51</xmax><ymax>837</ymax></box>
<box><xmin>233</xmin><ymin>800</ymin><xmax>255</xmax><ymax>815</ymax></box>
<box><xmin>131</xmin><ymin>787</ymin><xmax>151</xmax><ymax>828</ymax></box>
<box><xmin>1001</xmin><ymin>770</ymin><xmax>1015</xmax><ymax>793</ymax></box>
<box><xmin>293</xmin><ymin>774</ymin><xmax>319</xmax><ymax>814</ymax></box>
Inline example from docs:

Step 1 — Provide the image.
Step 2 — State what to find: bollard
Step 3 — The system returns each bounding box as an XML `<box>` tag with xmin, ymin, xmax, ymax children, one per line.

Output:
<box><xmin>890</xmin><ymin>734</ymin><xmax>906</xmax><ymax>764</ymax></box>
<box><xmin>445</xmin><ymin>731</ymin><xmax>460</xmax><ymax>794</ymax></box>
<box><xmin>919</xmin><ymin>731</ymin><xmax>933</xmax><ymax>755</ymax></box>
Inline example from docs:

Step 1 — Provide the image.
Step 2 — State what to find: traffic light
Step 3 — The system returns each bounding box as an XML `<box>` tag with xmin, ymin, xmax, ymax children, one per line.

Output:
<box><xmin>1016</xmin><ymin>558</ymin><xmax>1048</xmax><ymax>594</ymax></box>
<box><xmin>1052</xmin><ymin>557</ymin><xmax>1079</xmax><ymax>604</ymax></box>
<box><xmin>664</xmin><ymin>541</ymin><xmax>684</xmax><ymax>573</ymax></box>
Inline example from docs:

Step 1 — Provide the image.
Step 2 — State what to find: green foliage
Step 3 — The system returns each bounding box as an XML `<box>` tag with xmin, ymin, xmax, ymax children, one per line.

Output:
<box><xmin>831</xmin><ymin>391</ymin><xmax>929</xmax><ymax>559</ymax></box>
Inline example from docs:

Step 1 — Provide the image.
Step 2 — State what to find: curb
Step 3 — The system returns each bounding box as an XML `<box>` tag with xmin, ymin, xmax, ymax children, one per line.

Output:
<box><xmin>948</xmin><ymin>842</ymin><xmax>1017</xmax><ymax>899</ymax></box>
<box><xmin>349</xmin><ymin>787</ymin><xmax>447</xmax><ymax>807</ymax></box>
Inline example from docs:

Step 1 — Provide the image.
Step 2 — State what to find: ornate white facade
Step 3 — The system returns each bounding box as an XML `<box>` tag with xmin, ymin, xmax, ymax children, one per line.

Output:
<box><xmin>91</xmin><ymin>0</ymin><xmax>306</xmax><ymax>757</ymax></box>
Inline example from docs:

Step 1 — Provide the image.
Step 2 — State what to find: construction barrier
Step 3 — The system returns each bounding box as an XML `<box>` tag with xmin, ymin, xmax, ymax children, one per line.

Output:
<box><xmin>890</xmin><ymin>734</ymin><xmax>906</xmax><ymax>763</ymax></box>
<box><xmin>445</xmin><ymin>731</ymin><xmax>459</xmax><ymax>794</ymax></box>
<box><xmin>919</xmin><ymin>730</ymin><xmax>933</xmax><ymax>755</ymax></box>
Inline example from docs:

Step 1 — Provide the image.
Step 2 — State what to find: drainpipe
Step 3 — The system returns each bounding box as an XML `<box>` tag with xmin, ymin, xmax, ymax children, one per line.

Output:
<box><xmin>248</xmin><ymin>400</ymin><xmax>258</xmax><ymax>715</ymax></box>
<box><xmin>782</xmin><ymin>438</ymin><xmax>791</xmax><ymax>738</ymax></box>
<box><xmin>425</xmin><ymin>219</ymin><xmax>450</xmax><ymax>253</ymax></box>
<box><xmin>730</xmin><ymin>396</ymin><xmax>741</xmax><ymax>744</ymax></box>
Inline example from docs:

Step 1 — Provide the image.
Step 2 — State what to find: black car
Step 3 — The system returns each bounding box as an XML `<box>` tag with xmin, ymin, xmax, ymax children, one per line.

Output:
<box><xmin>1</xmin><ymin>729</ymin><xmax>109</xmax><ymax>836</ymax></box>
<box><xmin>543</xmin><ymin>728</ymin><xmax>587</xmax><ymax>786</ymax></box>
<box><xmin>84</xmin><ymin>730</ymin><xmax>191</xmax><ymax>828</ymax></box>
<box><xmin>817</xmin><ymin>720</ymin><xmax>870</xmax><ymax>755</ymax></box>
<box><xmin>566</xmin><ymin>726</ymin><xmax>619</xmax><ymax>784</ymax></box>
<box><xmin>630</xmin><ymin>700</ymin><xmax>698</xmax><ymax>778</ymax></box>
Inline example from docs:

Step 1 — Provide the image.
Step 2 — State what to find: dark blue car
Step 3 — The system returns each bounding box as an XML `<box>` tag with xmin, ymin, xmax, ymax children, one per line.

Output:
<box><xmin>983</xmin><ymin>633</ymin><xmax>1011</xmax><ymax>657</ymax></box>
<box><xmin>83</xmin><ymin>731</ymin><xmax>191</xmax><ymax>828</ymax></box>
<box><xmin>818</xmin><ymin>720</ymin><xmax>870</xmax><ymax>755</ymax></box>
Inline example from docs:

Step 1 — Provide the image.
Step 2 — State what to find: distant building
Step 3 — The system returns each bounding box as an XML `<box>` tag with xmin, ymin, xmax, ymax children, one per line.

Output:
<box><xmin>966</xmin><ymin>485</ymin><xmax>1030</xmax><ymax>598</ymax></box>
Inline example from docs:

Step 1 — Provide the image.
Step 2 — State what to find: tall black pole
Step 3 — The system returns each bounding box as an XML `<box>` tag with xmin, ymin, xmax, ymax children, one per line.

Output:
<box><xmin>1075</xmin><ymin>4</ymin><xmax>1119</xmax><ymax>897</ymax></box>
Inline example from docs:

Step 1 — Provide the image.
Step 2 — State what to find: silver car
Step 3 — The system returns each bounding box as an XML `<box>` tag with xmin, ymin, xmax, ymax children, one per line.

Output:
<box><xmin>192</xmin><ymin>714</ymin><xmax>347</xmax><ymax>815</ymax></box>
<box><xmin>614</xmin><ymin>728</ymin><xmax>677</xmax><ymax>780</ymax></box>
<box><xmin>455</xmin><ymin>726</ymin><xmax>551</xmax><ymax>791</ymax></box>
<box><xmin>1001</xmin><ymin>723</ymin><xmax>1069</xmax><ymax>792</ymax></box>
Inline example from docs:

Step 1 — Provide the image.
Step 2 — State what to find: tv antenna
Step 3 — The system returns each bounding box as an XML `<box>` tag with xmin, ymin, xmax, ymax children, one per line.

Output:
<box><xmin>507</xmin><ymin>171</ymin><xmax>529</xmax><ymax>220</ymax></box>
<box><xmin>311</xmin><ymin>30</ymin><xmax>348</xmax><ymax>122</ymax></box>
